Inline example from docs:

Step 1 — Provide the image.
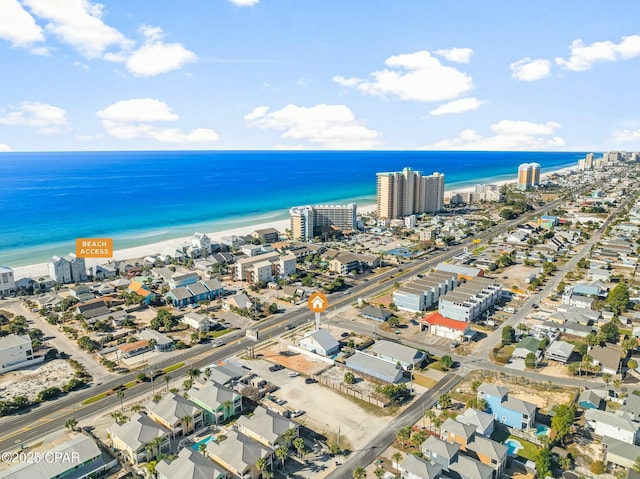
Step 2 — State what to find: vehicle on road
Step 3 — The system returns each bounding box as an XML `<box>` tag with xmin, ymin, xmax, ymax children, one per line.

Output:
<box><xmin>268</xmin><ymin>364</ymin><xmax>284</xmax><ymax>372</ymax></box>
<box><xmin>304</xmin><ymin>378</ymin><xmax>316</xmax><ymax>384</ymax></box>
<box><xmin>288</xmin><ymin>371</ymin><xmax>299</xmax><ymax>377</ymax></box>
<box><xmin>213</xmin><ymin>340</ymin><xmax>225</xmax><ymax>347</ymax></box>
<box><xmin>284</xmin><ymin>325</ymin><xmax>294</xmax><ymax>330</ymax></box>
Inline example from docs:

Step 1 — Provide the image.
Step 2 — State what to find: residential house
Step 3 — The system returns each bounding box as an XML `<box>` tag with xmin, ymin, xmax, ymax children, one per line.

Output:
<box><xmin>585</xmin><ymin>409</ymin><xmax>640</xmax><ymax>445</ymax></box>
<box><xmin>511</xmin><ymin>337</ymin><xmax>541</xmax><ymax>361</ymax></box>
<box><xmin>421</xmin><ymin>312</ymin><xmax>471</xmax><ymax>342</ymax></box>
<box><xmin>622</xmin><ymin>394</ymin><xmax>640</xmax><ymax>421</ymax></box>
<box><xmin>48</xmin><ymin>255</ymin><xmax>72</xmax><ymax>284</ymax></box>
<box><xmin>449</xmin><ymin>453</ymin><xmax>495</xmax><ymax>479</ymax></box>
<box><xmin>182</xmin><ymin>312</ymin><xmax>211</xmax><ymax>331</ymax></box>
<box><xmin>360</xmin><ymin>306</ymin><xmax>393</xmax><ymax>322</ymax></box>
<box><xmin>435</xmin><ymin>263</ymin><xmax>484</xmax><ymax>279</ymax></box>
<box><xmin>440</xmin><ymin>418</ymin><xmax>476</xmax><ymax>450</ymax></box>
<box><xmin>165</xmin><ymin>287</ymin><xmax>194</xmax><ymax>308</ymax></box>
<box><xmin>561</xmin><ymin>323</ymin><xmax>595</xmax><ymax>338</ymax></box>
<box><xmin>252</xmin><ymin>228</ymin><xmax>280</xmax><ymax>243</ymax></box>
<box><xmin>422</xmin><ymin>435</ymin><xmax>460</xmax><ymax>468</ymax></box>
<box><xmin>572</xmin><ymin>281</ymin><xmax>609</xmax><ymax>298</ymax></box>
<box><xmin>327</xmin><ymin>252</ymin><xmax>379</xmax><ymax>275</ymax></box>
<box><xmin>144</xmin><ymin>392</ymin><xmax>205</xmax><ymax>438</ymax></box>
<box><xmin>562</xmin><ymin>293</ymin><xmax>595</xmax><ymax>310</ymax></box>
<box><xmin>128</xmin><ymin>281</ymin><xmax>156</xmax><ymax>305</ymax></box>
<box><xmin>544</xmin><ymin>340</ymin><xmax>575</xmax><ymax>363</ymax></box>
<box><xmin>156</xmin><ymin>447</ymin><xmax>228</xmax><ymax>479</ymax></box>
<box><xmin>399</xmin><ymin>454</ymin><xmax>442</xmax><ymax>479</ymax></box>
<box><xmin>118</xmin><ymin>340</ymin><xmax>150</xmax><ymax>359</ymax></box>
<box><xmin>92</xmin><ymin>263</ymin><xmax>117</xmax><ymax>280</ymax></box>
<box><xmin>477</xmin><ymin>384</ymin><xmax>537</xmax><ymax>430</ymax></box>
<box><xmin>367</xmin><ymin>340</ymin><xmax>428</xmax><ymax>370</ymax></box>
<box><xmin>66</xmin><ymin>253</ymin><xmax>87</xmax><ymax>282</ymax></box>
<box><xmin>437</xmin><ymin>277</ymin><xmax>502</xmax><ymax>322</ymax></box>
<box><xmin>191</xmin><ymin>232</ymin><xmax>213</xmax><ymax>255</ymax></box>
<box><xmin>590</xmin><ymin>345</ymin><xmax>622</xmax><ymax>375</ymax></box>
<box><xmin>603</xmin><ymin>436</ymin><xmax>640</xmax><ymax>469</ymax></box>
<box><xmin>186</xmin><ymin>282</ymin><xmax>210</xmax><ymax>303</ymax></box>
<box><xmin>169</xmin><ymin>272</ymin><xmax>200</xmax><ymax>290</ymax></box>
<box><xmin>205</xmin><ymin>362</ymin><xmax>248</xmax><ymax>387</ymax></box>
<box><xmin>549</xmin><ymin>307</ymin><xmax>599</xmax><ymax>325</ymax></box>
<box><xmin>226</xmin><ymin>293</ymin><xmax>253</xmax><ymax>311</ymax></box>
<box><xmin>0</xmin><ymin>434</ymin><xmax>115</xmax><ymax>479</ymax></box>
<box><xmin>107</xmin><ymin>413</ymin><xmax>171</xmax><ymax>464</ymax></box>
<box><xmin>77</xmin><ymin>300</ymin><xmax>111</xmax><ymax>321</ymax></box>
<box><xmin>201</xmin><ymin>278</ymin><xmax>225</xmax><ymax>299</ymax></box>
<box><xmin>456</xmin><ymin>409</ymin><xmax>495</xmax><ymax>437</ymax></box>
<box><xmin>204</xmin><ymin>430</ymin><xmax>273</xmax><ymax>479</ymax></box>
<box><xmin>578</xmin><ymin>390</ymin><xmax>606</xmax><ymax>410</ymax></box>
<box><xmin>236</xmin><ymin>405</ymin><xmax>299</xmax><ymax>448</ymax></box>
<box><xmin>297</xmin><ymin>329</ymin><xmax>340</xmax><ymax>357</ymax></box>
<box><xmin>465</xmin><ymin>435</ymin><xmax>509</xmax><ymax>479</ymax></box>
<box><xmin>188</xmin><ymin>380</ymin><xmax>243</xmax><ymax>425</ymax></box>
<box><xmin>345</xmin><ymin>350</ymin><xmax>404</xmax><ymax>384</ymax></box>
<box><xmin>0</xmin><ymin>266</ymin><xmax>15</xmax><ymax>297</ymax></box>
<box><xmin>138</xmin><ymin>329</ymin><xmax>174</xmax><ymax>351</ymax></box>
<box><xmin>0</xmin><ymin>334</ymin><xmax>41</xmax><ymax>374</ymax></box>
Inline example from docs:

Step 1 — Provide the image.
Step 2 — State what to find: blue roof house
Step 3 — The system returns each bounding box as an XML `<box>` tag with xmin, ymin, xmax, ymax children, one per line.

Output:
<box><xmin>477</xmin><ymin>384</ymin><xmax>537</xmax><ymax>431</ymax></box>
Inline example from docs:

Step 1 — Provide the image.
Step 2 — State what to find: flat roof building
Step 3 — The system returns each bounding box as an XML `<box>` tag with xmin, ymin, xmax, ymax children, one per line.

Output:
<box><xmin>377</xmin><ymin>168</ymin><xmax>444</xmax><ymax>219</ymax></box>
<box><xmin>290</xmin><ymin>204</ymin><xmax>357</xmax><ymax>241</ymax></box>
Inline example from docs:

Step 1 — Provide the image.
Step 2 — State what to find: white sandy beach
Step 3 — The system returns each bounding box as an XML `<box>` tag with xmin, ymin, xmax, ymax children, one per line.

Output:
<box><xmin>11</xmin><ymin>166</ymin><xmax>574</xmax><ymax>281</ymax></box>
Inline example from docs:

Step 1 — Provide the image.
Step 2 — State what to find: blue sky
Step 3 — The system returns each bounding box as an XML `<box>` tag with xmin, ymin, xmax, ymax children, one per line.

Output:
<box><xmin>1</xmin><ymin>0</ymin><xmax>640</xmax><ymax>151</ymax></box>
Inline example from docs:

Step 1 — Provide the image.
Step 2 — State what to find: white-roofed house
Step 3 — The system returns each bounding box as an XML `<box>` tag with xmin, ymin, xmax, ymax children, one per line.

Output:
<box><xmin>457</xmin><ymin>408</ymin><xmax>495</xmax><ymax>437</ymax></box>
<box><xmin>204</xmin><ymin>430</ymin><xmax>273</xmax><ymax>479</ymax></box>
<box><xmin>144</xmin><ymin>392</ymin><xmax>205</xmax><ymax>438</ymax></box>
<box><xmin>156</xmin><ymin>448</ymin><xmax>228</xmax><ymax>479</ymax></box>
<box><xmin>236</xmin><ymin>405</ymin><xmax>299</xmax><ymax>448</ymax></box>
<box><xmin>297</xmin><ymin>329</ymin><xmax>340</xmax><ymax>357</ymax></box>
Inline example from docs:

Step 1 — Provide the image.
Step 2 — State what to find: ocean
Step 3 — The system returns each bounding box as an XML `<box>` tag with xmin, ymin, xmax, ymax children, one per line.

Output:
<box><xmin>0</xmin><ymin>150</ymin><xmax>586</xmax><ymax>267</ymax></box>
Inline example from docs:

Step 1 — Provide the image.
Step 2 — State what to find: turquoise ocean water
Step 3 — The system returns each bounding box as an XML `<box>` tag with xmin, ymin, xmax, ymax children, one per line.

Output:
<box><xmin>0</xmin><ymin>150</ymin><xmax>586</xmax><ymax>267</ymax></box>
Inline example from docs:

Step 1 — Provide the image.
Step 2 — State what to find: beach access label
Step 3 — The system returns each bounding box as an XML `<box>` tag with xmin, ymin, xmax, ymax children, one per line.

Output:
<box><xmin>75</xmin><ymin>238</ymin><xmax>113</xmax><ymax>258</ymax></box>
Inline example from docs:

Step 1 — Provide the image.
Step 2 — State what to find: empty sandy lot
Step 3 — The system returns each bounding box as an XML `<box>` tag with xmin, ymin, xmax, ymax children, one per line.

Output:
<box><xmin>0</xmin><ymin>360</ymin><xmax>75</xmax><ymax>401</ymax></box>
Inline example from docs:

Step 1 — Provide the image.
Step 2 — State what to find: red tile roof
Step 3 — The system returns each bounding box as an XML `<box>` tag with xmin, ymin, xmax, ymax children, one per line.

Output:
<box><xmin>422</xmin><ymin>312</ymin><xmax>469</xmax><ymax>331</ymax></box>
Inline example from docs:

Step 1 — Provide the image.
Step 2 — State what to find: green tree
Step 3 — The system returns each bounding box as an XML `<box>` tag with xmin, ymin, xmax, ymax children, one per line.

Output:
<box><xmin>292</xmin><ymin>437</ymin><xmax>305</xmax><ymax>458</ymax></box>
<box><xmin>535</xmin><ymin>446</ymin><xmax>551</xmax><ymax>479</ymax></box>
<box><xmin>396</xmin><ymin>425</ymin><xmax>412</xmax><ymax>446</ymax></box>
<box><xmin>525</xmin><ymin>352</ymin><xmax>537</xmax><ymax>369</ymax></box>
<box><xmin>607</xmin><ymin>283</ymin><xmax>630</xmax><ymax>315</ymax></box>
<box><xmin>438</xmin><ymin>393</ymin><xmax>451</xmax><ymax>409</ymax></box>
<box><xmin>117</xmin><ymin>390</ymin><xmax>125</xmax><ymax>411</ymax></box>
<box><xmin>344</xmin><ymin>371</ymin><xmax>356</xmax><ymax>384</ymax></box>
<box><xmin>391</xmin><ymin>451</ymin><xmax>402</xmax><ymax>474</ymax></box>
<box><xmin>64</xmin><ymin>418</ymin><xmax>78</xmax><ymax>431</ymax></box>
<box><xmin>275</xmin><ymin>446</ymin><xmax>288</xmax><ymax>470</ymax></box>
<box><xmin>628</xmin><ymin>359</ymin><xmax>638</xmax><ymax>370</ymax></box>
<box><xmin>352</xmin><ymin>466</ymin><xmax>367</xmax><ymax>479</ymax></box>
<box><xmin>590</xmin><ymin>460</ymin><xmax>606</xmax><ymax>475</ymax></box>
<box><xmin>255</xmin><ymin>457</ymin><xmax>267</xmax><ymax>476</ymax></box>
<box><xmin>551</xmin><ymin>404</ymin><xmax>575</xmax><ymax>445</ymax></box>
<box><xmin>600</xmin><ymin>321</ymin><xmax>619</xmax><ymax>343</ymax></box>
<box><xmin>269</xmin><ymin>303</ymin><xmax>278</xmax><ymax>314</ymax></box>
<box><xmin>388</xmin><ymin>316</ymin><xmax>400</xmax><ymax>328</ymax></box>
<box><xmin>410</xmin><ymin>430</ymin><xmax>428</xmax><ymax>448</ymax></box>
<box><xmin>633</xmin><ymin>455</ymin><xmax>640</xmax><ymax>473</ymax></box>
<box><xmin>440</xmin><ymin>355</ymin><xmax>453</xmax><ymax>369</ymax></box>
<box><xmin>622</xmin><ymin>337</ymin><xmax>637</xmax><ymax>355</ymax></box>
<box><xmin>501</xmin><ymin>325</ymin><xmax>515</xmax><ymax>345</ymax></box>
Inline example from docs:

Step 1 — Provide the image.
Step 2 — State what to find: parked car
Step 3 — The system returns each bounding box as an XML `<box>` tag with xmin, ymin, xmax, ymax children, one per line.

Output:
<box><xmin>410</xmin><ymin>319</ymin><xmax>418</xmax><ymax>325</ymax></box>
<box><xmin>341</xmin><ymin>332</ymin><xmax>349</xmax><ymax>337</ymax></box>
<box><xmin>269</xmin><ymin>364</ymin><xmax>285</xmax><ymax>372</ymax></box>
<box><xmin>304</xmin><ymin>378</ymin><xmax>316</xmax><ymax>384</ymax></box>
<box><xmin>292</xmin><ymin>409</ymin><xmax>305</xmax><ymax>417</ymax></box>
<box><xmin>288</xmin><ymin>371</ymin><xmax>300</xmax><ymax>377</ymax></box>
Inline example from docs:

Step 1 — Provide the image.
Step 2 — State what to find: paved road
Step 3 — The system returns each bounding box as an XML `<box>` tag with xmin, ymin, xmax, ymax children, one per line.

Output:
<box><xmin>324</xmin><ymin>373</ymin><xmax>463</xmax><ymax>479</ymax></box>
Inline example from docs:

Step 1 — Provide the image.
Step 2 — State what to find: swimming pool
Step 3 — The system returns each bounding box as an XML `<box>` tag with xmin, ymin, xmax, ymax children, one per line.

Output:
<box><xmin>504</xmin><ymin>438</ymin><xmax>523</xmax><ymax>456</ymax></box>
<box><xmin>535</xmin><ymin>424</ymin><xmax>550</xmax><ymax>437</ymax></box>
<box><xmin>386</xmin><ymin>247</ymin><xmax>415</xmax><ymax>258</ymax></box>
<box><xmin>192</xmin><ymin>435</ymin><xmax>214</xmax><ymax>450</ymax></box>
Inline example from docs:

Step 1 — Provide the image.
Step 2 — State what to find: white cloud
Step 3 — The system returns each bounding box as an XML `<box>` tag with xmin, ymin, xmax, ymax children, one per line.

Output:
<box><xmin>334</xmin><ymin>50</ymin><xmax>473</xmax><ymax>103</ymax></box>
<box><xmin>429</xmin><ymin>97</ymin><xmax>485</xmax><ymax>116</ymax></box>
<box><xmin>96</xmin><ymin>98</ymin><xmax>219</xmax><ymax>144</ymax></box>
<box><xmin>0</xmin><ymin>143</ymin><xmax>12</xmax><ymax>152</ymax></box>
<box><xmin>510</xmin><ymin>57</ymin><xmax>551</xmax><ymax>81</ymax></box>
<box><xmin>434</xmin><ymin>47</ymin><xmax>473</xmax><ymax>64</ymax></box>
<box><xmin>23</xmin><ymin>0</ymin><xmax>133</xmax><ymax>58</ymax></box>
<box><xmin>245</xmin><ymin>103</ymin><xmax>381</xmax><ymax>149</ymax></box>
<box><xmin>612</xmin><ymin>129</ymin><xmax>640</xmax><ymax>142</ymax></box>
<box><xmin>0</xmin><ymin>101</ymin><xmax>68</xmax><ymax>133</ymax></box>
<box><xmin>556</xmin><ymin>34</ymin><xmax>640</xmax><ymax>71</ymax></box>
<box><xmin>0</xmin><ymin>0</ymin><xmax>44</xmax><ymax>47</ymax></box>
<box><xmin>229</xmin><ymin>0</ymin><xmax>259</xmax><ymax>5</ymax></box>
<box><xmin>423</xmin><ymin>119</ymin><xmax>565</xmax><ymax>150</ymax></box>
<box><xmin>124</xmin><ymin>25</ymin><xmax>197</xmax><ymax>77</ymax></box>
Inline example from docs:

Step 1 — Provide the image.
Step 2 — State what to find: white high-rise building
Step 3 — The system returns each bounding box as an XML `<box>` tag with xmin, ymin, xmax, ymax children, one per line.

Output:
<box><xmin>290</xmin><ymin>204</ymin><xmax>357</xmax><ymax>241</ymax></box>
<box><xmin>376</xmin><ymin>168</ymin><xmax>445</xmax><ymax>219</ymax></box>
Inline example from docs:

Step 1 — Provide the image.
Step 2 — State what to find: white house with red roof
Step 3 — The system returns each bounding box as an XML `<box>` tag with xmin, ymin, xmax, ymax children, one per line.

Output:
<box><xmin>421</xmin><ymin>312</ymin><xmax>470</xmax><ymax>341</ymax></box>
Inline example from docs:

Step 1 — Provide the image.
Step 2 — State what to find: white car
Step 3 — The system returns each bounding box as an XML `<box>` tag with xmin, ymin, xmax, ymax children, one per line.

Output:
<box><xmin>213</xmin><ymin>340</ymin><xmax>225</xmax><ymax>347</ymax></box>
<box><xmin>288</xmin><ymin>371</ymin><xmax>300</xmax><ymax>377</ymax></box>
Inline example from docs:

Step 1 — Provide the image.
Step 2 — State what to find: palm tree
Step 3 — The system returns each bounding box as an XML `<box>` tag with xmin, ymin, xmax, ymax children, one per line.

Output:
<box><xmin>131</xmin><ymin>404</ymin><xmax>142</xmax><ymax>413</ymax></box>
<box><xmin>275</xmin><ymin>446</ymin><xmax>288</xmax><ymax>470</ymax></box>
<box><xmin>438</xmin><ymin>393</ymin><xmax>451</xmax><ymax>410</ymax></box>
<box><xmin>146</xmin><ymin>436</ymin><xmax>164</xmax><ymax>461</ymax></box>
<box><xmin>64</xmin><ymin>418</ymin><xmax>78</xmax><ymax>431</ymax></box>
<box><xmin>352</xmin><ymin>466</ymin><xmax>366</xmax><ymax>479</ymax></box>
<box><xmin>262</xmin><ymin>469</ymin><xmax>274</xmax><ymax>479</ymax></box>
<box><xmin>204</xmin><ymin>367</ymin><xmax>212</xmax><ymax>379</ymax></box>
<box><xmin>373</xmin><ymin>467</ymin><xmax>385</xmax><ymax>479</ymax></box>
<box><xmin>292</xmin><ymin>437</ymin><xmax>305</xmax><ymax>458</ymax></box>
<box><xmin>117</xmin><ymin>390</ymin><xmax>125</xmax><ymax>412</ymax></box>
<box><xmin>164</xmin><ymin>374</ymin><xmax>171</xmax><ymax>391</ymax></box>
<box><xmin>391</xmin><ymin>452</ymin><xmax>402</xmax><ymax>475</ymax></box>
<box><xmin>145</xmin><ymin>459</ymin><xmax>158</xmax><ymax>478</ymax></box>
<box><xmin>198</xmin><ymin>442</ymin><xmax>206</xmax><ymax>453</ymax></box>
<box><xmin>182</xmin><ymin>415</ymin><xmax>193</xmax><ymax>436</ymax></box>
<box><xmin>424</xmin><ymin>409</ymin><xmax>436</xmax><ymax>431</ymax></box>
<box><xmin>222</xmin><ymin>400</ymin><xmax>233</xmax><ymax>420</ymax></box>
<box><xmin>255</xmin><ymin>457</ymin><xmax>268</xmax><ymax>477</ymax></box>
<box><xmin>187</xmin><ymin>368</ymin><xmax>201</xmax><ymax>381</ymax></box>
<box><xmin>282</xmin><ymin>427</ymin><xmax>298</xmax><ymax>447</ymax></box>
<box><xmin>396</xmin><ymin>425</ymin><xmax>411</xmax><ymax>447</ymax></box>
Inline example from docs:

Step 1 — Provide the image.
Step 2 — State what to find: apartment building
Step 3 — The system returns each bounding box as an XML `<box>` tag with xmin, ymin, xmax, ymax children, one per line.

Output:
<box><xmin>0</xmin><ymin>266</ymin><xmax>15</xmax><ymax>297</ymax></box>
<box><xmin>517</xmin><ymin>163</ymin><xmax>541</xmax><ymax>191</ymax></box>
<box><xmin>0</xmin><ymin>334</ymin><xmax>42</xmax><ymax>374</ymax></box>
<box><xmin>392</xmin><ymin>271</ymin><xmax>458</xmax><ymax>312</ymax></box>
<box><xmin>376</xmin><ymin>168</ymin><xmax>444</xmax><ymax>219</ymax></box>
<box><xmin>230</xmin><ymin>252</ymin><xmax>296</xmax><ymax>284</ymax></box>
<box><xmin>289</xmin><ymin>204</ymin><xmax>357</xmax><ymax>241</ymax></box>
<box><xmin>47</xmin><ymin>253</ymin><xmax>87</xmax><ymax>284</ymax></box>
<box><xmin>438</xmin><ymin>277</ymin><xmax>501</xmax><ymax>322</ymax></box>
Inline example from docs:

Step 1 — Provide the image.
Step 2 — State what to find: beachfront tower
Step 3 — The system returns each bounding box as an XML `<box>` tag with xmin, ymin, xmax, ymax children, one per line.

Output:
<box><xmin>517</xmin><ymin>163</ymin><xmax>540</xmax><ymax>190</ymax></box>
<box><xmin>376</xmin><ymin>168</ymin><xmax>444</xmax><ymax>219</ymax></box>
<box><xmin>290</xmin><ymin>204</ymin><xmax>357</xmax><ymax>241</ymax></box>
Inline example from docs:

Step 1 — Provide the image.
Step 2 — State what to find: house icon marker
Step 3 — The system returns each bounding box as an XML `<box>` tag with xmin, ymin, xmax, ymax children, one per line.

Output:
<box><xmin>308</xmin><ymin>292</ymin><xmax>328</xmax><ymax>313</ymax></box>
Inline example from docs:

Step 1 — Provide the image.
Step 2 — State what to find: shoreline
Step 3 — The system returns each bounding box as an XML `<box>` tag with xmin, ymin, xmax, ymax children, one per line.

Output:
<box><xmin>9</xmin><ymin>164</ymin><xmax>575</xmax><ymax>281</ymax></box>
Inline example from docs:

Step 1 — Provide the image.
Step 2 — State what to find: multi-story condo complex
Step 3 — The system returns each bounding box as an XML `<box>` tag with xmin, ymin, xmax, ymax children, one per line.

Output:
<box><xmin>230</xmin><ymin>251</ymin><xmax>296</xmax><ymax>284</ymax></box>
<box><xmin>438</xmin><ymin>277</ymin><xmax>502</xmax><ymax>322</ymax></box>
<box><xmin>376</xmin><ymin>168</ymin><xmax>444</xmax><ymax>219</ymax></box>
<box><xmin>392</xmin><ymin>271</ymin><xmax>458</xmax><ymax>312</ymax></box>
<box><xmin>517</xmin><ymin>163</ymin><xmax>540</xmax><ymax>190</ymax></box>
<box><xmin>289</xmin><ymin>204</ymin><xmax>357</xmax><ymax>241</ymax></box>
<box><xmin>0</xmin><ymin>266</ymin><xmax>15</xmax><ymax>297</ymax></box>
<box><xmin>48</xmin><ymin>253</ymin><xmax>87</xmax><ymax>284</ymax></box>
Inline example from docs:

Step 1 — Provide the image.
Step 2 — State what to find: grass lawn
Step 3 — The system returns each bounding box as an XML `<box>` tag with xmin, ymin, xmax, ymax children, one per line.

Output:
<box><xmin>508</xmin><ymin>435</ymin><xmax>540</xmax><ymax>462</ymax></box>
<box><xmin>210</xmin><ymin>328</ymin><xmax>234</xmax><ymax>338</ymax></box>
<box><xmin>81</xmin><ymin>392</ymin><xmax>108</xmax><ymax>405</ymax></box>
<box><xmin>162</xmin><ymin>362</ymin><xmax>184</xmax><ymax>374</ymax></box>
<box><xmin>412</xmin><ymin>373</ymin><xmax>437</xmax><ymax>388</ymax></box>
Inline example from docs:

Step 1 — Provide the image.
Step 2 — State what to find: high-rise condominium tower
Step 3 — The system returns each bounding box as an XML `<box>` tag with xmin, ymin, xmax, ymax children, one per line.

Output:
<box><xmin>376</xmin><ymin>168</ymin><xmax>444</xmax><ymax>219</ymax></box>
<box><xmin>517</xmin><ymin>163</ymin><xmax>540</xmax><ymax>190</ymax></box>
